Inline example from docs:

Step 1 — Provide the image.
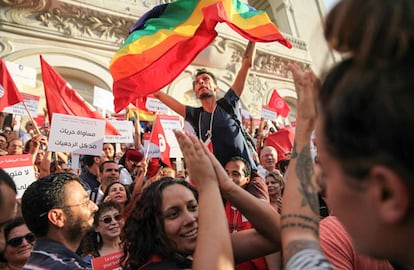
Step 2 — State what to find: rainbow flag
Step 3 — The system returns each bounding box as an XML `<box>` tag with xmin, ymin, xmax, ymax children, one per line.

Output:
<box><xmin>110</xmin><ymin>0</ymin><xmax>291</xmax><ymax>113</ymax></box>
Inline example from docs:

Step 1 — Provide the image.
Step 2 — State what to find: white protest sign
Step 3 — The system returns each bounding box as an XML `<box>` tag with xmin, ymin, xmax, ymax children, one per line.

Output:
<box><xmin>261</xmin><ymin>105</ymin><xmax>277</xmax><ymax>121</ymax></box>
<box><xmin>3</xmin><ymin>92</ymin><xmax>40</xmax><ymax>117</ymax></box>
<box><xmin>104</xmin><ymin>119</ymin><xmax>134</xmax><ymax>144</ymax></box>
<box><xmin>5</xmin><ymin>61</ymin><xmax>36</xmax><ymax>87</ymax></box>
<box><xmin>93</xmin><ymin>86</ymin><xmax>115</xmax><ymax>113</ymax></box>
<box><xmin>143</xmin><ymin>132</ymin><xmax>160</xmax><ymax>158</ymax></box>
<box><xmin>48</xmin><ymin>113</ymin><xmax>105</xmax><ymax>155</ymax></box>
<box><xmin>146</xmin><ymin>97</ymin><xmax>169</xmax><ymax>114</ymax></box>
<box><xmin>156</xmin><ymin>115</ymin><xmax>183</xmax><ymax>158</ymax></box>
<box><xmin>0</xmin><ymin>154</ymin><xmax>35</xmax><ymax>198</ymax></box>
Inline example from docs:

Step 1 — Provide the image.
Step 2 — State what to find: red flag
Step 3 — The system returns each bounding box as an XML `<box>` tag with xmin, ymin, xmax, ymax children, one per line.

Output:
<box><xmin>149</xmin><ymin>115</ymin><xmax>171</xmax><ymax>168</ymax></box>
<box><xmin>265</xmin><ymin>126</ymin><xmax>295</xmax><ymax>162</ymax></box>
<box><xmin>40</xmin><ymin>56</ymin><xmax>119</xmax><ymax>135</ymax></box>
<box><xmin>268</xmin><ymin>89</ymin><xmax>290</xmax><ymax>118</ymax></box>
<box><xmin>0</xmin><ymin>60</ymin><xmax>24</xmax><ymax>111</ymax></box>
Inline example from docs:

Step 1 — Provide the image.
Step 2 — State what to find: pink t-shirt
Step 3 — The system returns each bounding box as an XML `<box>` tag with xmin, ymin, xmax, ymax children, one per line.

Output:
<box><xmin>320</xmin><ymin>216</ymin><xmax>393</xmax><ymax>270</ymax></box>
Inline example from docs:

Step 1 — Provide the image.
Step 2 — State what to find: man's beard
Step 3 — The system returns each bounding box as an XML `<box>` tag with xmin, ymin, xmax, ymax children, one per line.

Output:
<box><xmin>63</xmin><ymin>209</ymin><xmax>93</xmax><ymax>244</ymax></box>
<box><xmin>198</xmin><ymin>92</ymin><xmax>214</xmax><ymax>100</ymax></box>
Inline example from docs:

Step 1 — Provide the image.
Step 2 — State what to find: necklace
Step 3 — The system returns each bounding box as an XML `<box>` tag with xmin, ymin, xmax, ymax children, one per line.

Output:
<box><xmin>198</xmin><ymin>105</ymin><xmax>217</xmax><ymax>142</ymax></box>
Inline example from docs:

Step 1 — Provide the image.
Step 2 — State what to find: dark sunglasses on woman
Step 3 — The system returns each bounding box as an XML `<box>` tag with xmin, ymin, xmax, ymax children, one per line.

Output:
<box><xmin>100</xmin><ymin>214</ymin><xmax>122</xmax><ymax>224</ymax></box>
<box><xmin>7</xmin><ymin>233</ymin><xmax>36</xmax><ymax>248</ymax></box>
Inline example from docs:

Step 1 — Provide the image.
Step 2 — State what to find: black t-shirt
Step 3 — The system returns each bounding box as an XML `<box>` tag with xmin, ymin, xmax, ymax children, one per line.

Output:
<box><xmin>185</xmin><ymin>89</ymin><xmax>256</xmax><ymax>170</ymax></box>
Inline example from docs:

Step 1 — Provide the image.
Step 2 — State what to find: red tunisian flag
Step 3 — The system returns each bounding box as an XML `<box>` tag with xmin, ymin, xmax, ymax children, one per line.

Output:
<box><xmin>268</xmin><ymin>89</ymin><xmax>290</xmax><ymax>118</ymax></box>
<box><xmin>0</xmin><ymin>60</ymin><xmax>24</xmax><ymax>111</ymax></box>
<box><xmin>149</xmin><ymin>115</ymin><xmax>172</xmax><ymax>168</ymax></box>
<box><xmin>265</xmin><ymin>126</ymin><xmax>295</xmax><ymax>162</ymax></box>
<box><xmin>40</xmin><ymin>56</ymin><xmax>119</xmax><ymax>135</ymax></box>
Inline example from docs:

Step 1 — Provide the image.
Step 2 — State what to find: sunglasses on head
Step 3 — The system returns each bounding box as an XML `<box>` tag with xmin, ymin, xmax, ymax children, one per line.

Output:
<box><xmin>7</xmin><ymin>233</ymin><xmax>35</xmax><ymax>248</ymax></box>
<box><xmin>100</xmin><ymin>214</ymin><xmax>122</xmax><ymax>224</ymax></box>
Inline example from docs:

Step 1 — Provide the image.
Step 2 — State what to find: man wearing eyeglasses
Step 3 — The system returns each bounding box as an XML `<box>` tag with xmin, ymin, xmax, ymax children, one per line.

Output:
<box><xmin>21</xmin><ymin>172</ymin><xmax>98</xmax><ymax>269</ymax></box>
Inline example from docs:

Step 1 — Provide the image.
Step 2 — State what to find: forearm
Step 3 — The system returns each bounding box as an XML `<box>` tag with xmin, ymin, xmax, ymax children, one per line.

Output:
<box><xmin>193</xmin><ymin>182</ymin><xmax>233</xmax><ymax>270</ymax></box>
<box><xmin>224</xmin><ymin>184</ymin><xmax>280</xmax><ymax>244</ymax></box>
<box><xmin>39</xmin><ymin>151</ymin><xmax>51</xmax><ymax>178</ymax></box>
<box><xmin>133</xmin><ymin>112</ymin><xmax>141</xmax><ymax>148</ymax></box>
<box><xmin>232</xmin><ymin>42</ymin><xmax>255</xmax><ymax>96</ymax></box>
<box><xmin>153</xmin><ymin>91</ymin><xmax>186</xmax><ymax>117</ymax></box>
<box><xmin>131</xmin><ymin>170</ymin><xmax>146</xmax><ymax>199</ymax></box>
<box><xmin>281</xmin><ymin>124</ymin><xmax>320</xmax><ymax>263</ymax></box>
<box><xmin>231</xmin><ymin>229</ymin><xmax>278</xmax><ymax>263</ymax></box>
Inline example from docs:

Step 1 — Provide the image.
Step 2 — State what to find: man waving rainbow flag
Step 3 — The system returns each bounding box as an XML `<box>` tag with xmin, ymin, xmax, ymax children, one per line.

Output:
<box><xmin>110</xmin><ymin>0</ymin><xmax>291</xmax><ymax>113</ymax></box>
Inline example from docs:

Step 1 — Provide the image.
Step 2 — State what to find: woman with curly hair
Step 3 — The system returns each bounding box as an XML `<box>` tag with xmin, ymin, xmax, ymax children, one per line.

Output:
<box><xmin>121</xmin><ymin>131</ymin><xmax>281</xmax><ymax>270</ymax></box>
<box><xmin>80</xmin><ymin>201</ymin><xmax>124</xmax><ymax>266</ymax></box>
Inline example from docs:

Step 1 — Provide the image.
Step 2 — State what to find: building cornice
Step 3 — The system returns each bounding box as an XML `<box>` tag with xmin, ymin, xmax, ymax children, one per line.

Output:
<box><xmin>0</xmin><ymin>0</ymin><xmax>135</xmax><ymax>46</ymax></box>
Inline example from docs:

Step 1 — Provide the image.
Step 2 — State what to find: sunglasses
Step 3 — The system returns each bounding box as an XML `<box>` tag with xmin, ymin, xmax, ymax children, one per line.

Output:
<box><xmin>127</xmin><ymin>159</ymin><xmax>138</xmax><ymax>166</ymax></box>
<box><xmin>99</xmin><ymin>214</ymin><xmax>122</xmax><ymax>224</ymax></box>
<box><xmin>7</xmin><ymin>233</ymin><xmax>36</xmax><ymax>248</ymax></box>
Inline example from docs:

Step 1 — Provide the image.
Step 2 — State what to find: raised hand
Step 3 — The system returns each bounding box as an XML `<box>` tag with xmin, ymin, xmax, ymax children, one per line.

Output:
<box><xmin>174</xmin><ymin>130</ymin><xmax>218</xmax><ymax>189</ymax></box>
<box><xmin>287</xmin><ymin>63</ymin><xmax>319</xmax><ymax>134</ymax></box>
<box><xmin>243</xmin><ymin>41</ymin><xmax>256</xmax><ymax>68</ymax></box>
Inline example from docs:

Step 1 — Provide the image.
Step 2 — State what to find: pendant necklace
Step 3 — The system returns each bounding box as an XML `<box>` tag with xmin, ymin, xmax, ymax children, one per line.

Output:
<box><xmin>198</xmin><ymin>105</ymin><xmax>217</xmax><ymax>142</ymax></box>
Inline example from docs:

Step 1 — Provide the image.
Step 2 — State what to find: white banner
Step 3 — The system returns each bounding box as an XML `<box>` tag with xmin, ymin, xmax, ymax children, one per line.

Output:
<box><xmin>261</xmin><ymin>106</ymin><xmax>277</xmax><ymax>121</ymax></box>
<box><xmin>146</xmin><ymin>97</ymin><xmax>169</xmax><ymax>114</ymax></box>
<box><xmin>48</xmin><ymin>113</ymin><xmax>105</xmax><ymax>155</ymax></box>
<box><xmin>2</xmin><ymin>92</ymin><xmax>40</xmax><ymax>117</ymax></box>
<box><xmin>5</xmin><ymin>61</ymin><xmax>36</xmax><ymax>87</ymax></box>
<box><xmin>104</xmin><ymin>119</ymin><xmax>134</xmax><ymax>144</ymax></box>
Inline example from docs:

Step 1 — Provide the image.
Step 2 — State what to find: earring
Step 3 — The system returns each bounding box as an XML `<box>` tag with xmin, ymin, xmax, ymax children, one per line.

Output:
<box><xmin>96</xmin><ymin>232</ymin><xmax>101</xmax><ymax>245</ymax></box>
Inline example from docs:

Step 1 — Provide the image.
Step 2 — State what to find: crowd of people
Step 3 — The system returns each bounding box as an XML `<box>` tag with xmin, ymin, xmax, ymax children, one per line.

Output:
<box><xmin>1</xmin><ymin>0</ymin><xmax>414</xmax><ymax>269</ymax></box>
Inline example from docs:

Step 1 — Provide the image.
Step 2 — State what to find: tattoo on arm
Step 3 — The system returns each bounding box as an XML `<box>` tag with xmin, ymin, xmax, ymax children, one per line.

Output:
<box><xmin>280</xmin><ymin>213</ymin><xmax>320</xmax><ymax>238</ymax></box>
<box><xmin>291</xmin><ymin>142</ymin><xmax>319</xmax><ymax>215</ymax></box>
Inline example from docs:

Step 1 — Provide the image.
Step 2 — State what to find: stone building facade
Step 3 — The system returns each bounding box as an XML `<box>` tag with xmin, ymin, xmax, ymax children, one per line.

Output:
<box><xmin>0</xmin><ymin>0</ymin><xmax>340</xmax><ymax>123</ymax></box>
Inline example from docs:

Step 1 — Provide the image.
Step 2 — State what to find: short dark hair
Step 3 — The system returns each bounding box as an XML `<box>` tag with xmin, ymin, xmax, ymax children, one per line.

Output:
<box><xmin>21</xmin><ymin>172</ymin><xmax>80</xmax><ymax>237</ymax></box>
<box><xmin>227</xmin><ymin>156</ymin><xmax>251</xmax><ymax>177</ymax></box>
<box><xmin>0</xmin><ymin>133</ymin><xmax>8</xmax><ymax>143</ymax></box>
<box><xmin>0</xmin><ymin>168</ymin><xmax>17</xmax><ymax>208</ymax></box>
<box><xmin>4</xmin><ymin>217</ymin><xmax>26</xmax><ymax>241</ymax></box>
<box><xmin>276</xmin><ymin>159</ymin><xmax>290</xmax><ymax>174</ymax></box>
<box><xmin>99</xmin><ymin>160</ymin><xmax>118</xmax><ymax>173</ymax></box>
<box><xmin>82</xmin><ymin>155</ymin><xmax>97</xmax><ymax>167</ymax></box>
<box><xmin>192</xmin><ymin>68</ymin><xmax>218</xmax><ymax>90</ymax></box>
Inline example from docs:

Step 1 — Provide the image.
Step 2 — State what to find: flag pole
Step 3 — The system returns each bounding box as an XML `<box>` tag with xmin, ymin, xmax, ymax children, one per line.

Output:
<box><xmin>133</xmin><ymin>98</ymin><xmax>141</xmax><ymax>149</ymax></box>
<box><xmin>22</xmin><ymin>101</ymin><xmax>41</xmax><ymax>136</ymax></box>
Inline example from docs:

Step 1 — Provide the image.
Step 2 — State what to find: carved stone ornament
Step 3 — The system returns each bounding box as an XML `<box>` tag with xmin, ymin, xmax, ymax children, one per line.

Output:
<box><xmin>242</xmin><ymin>75</ymin><xmax>266</xmax><ymax>117</ymax></box>
<box><xmin>0</xmin><ymin>0</ymin><xmax>135</xmax><ymax>44</ymax></box>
